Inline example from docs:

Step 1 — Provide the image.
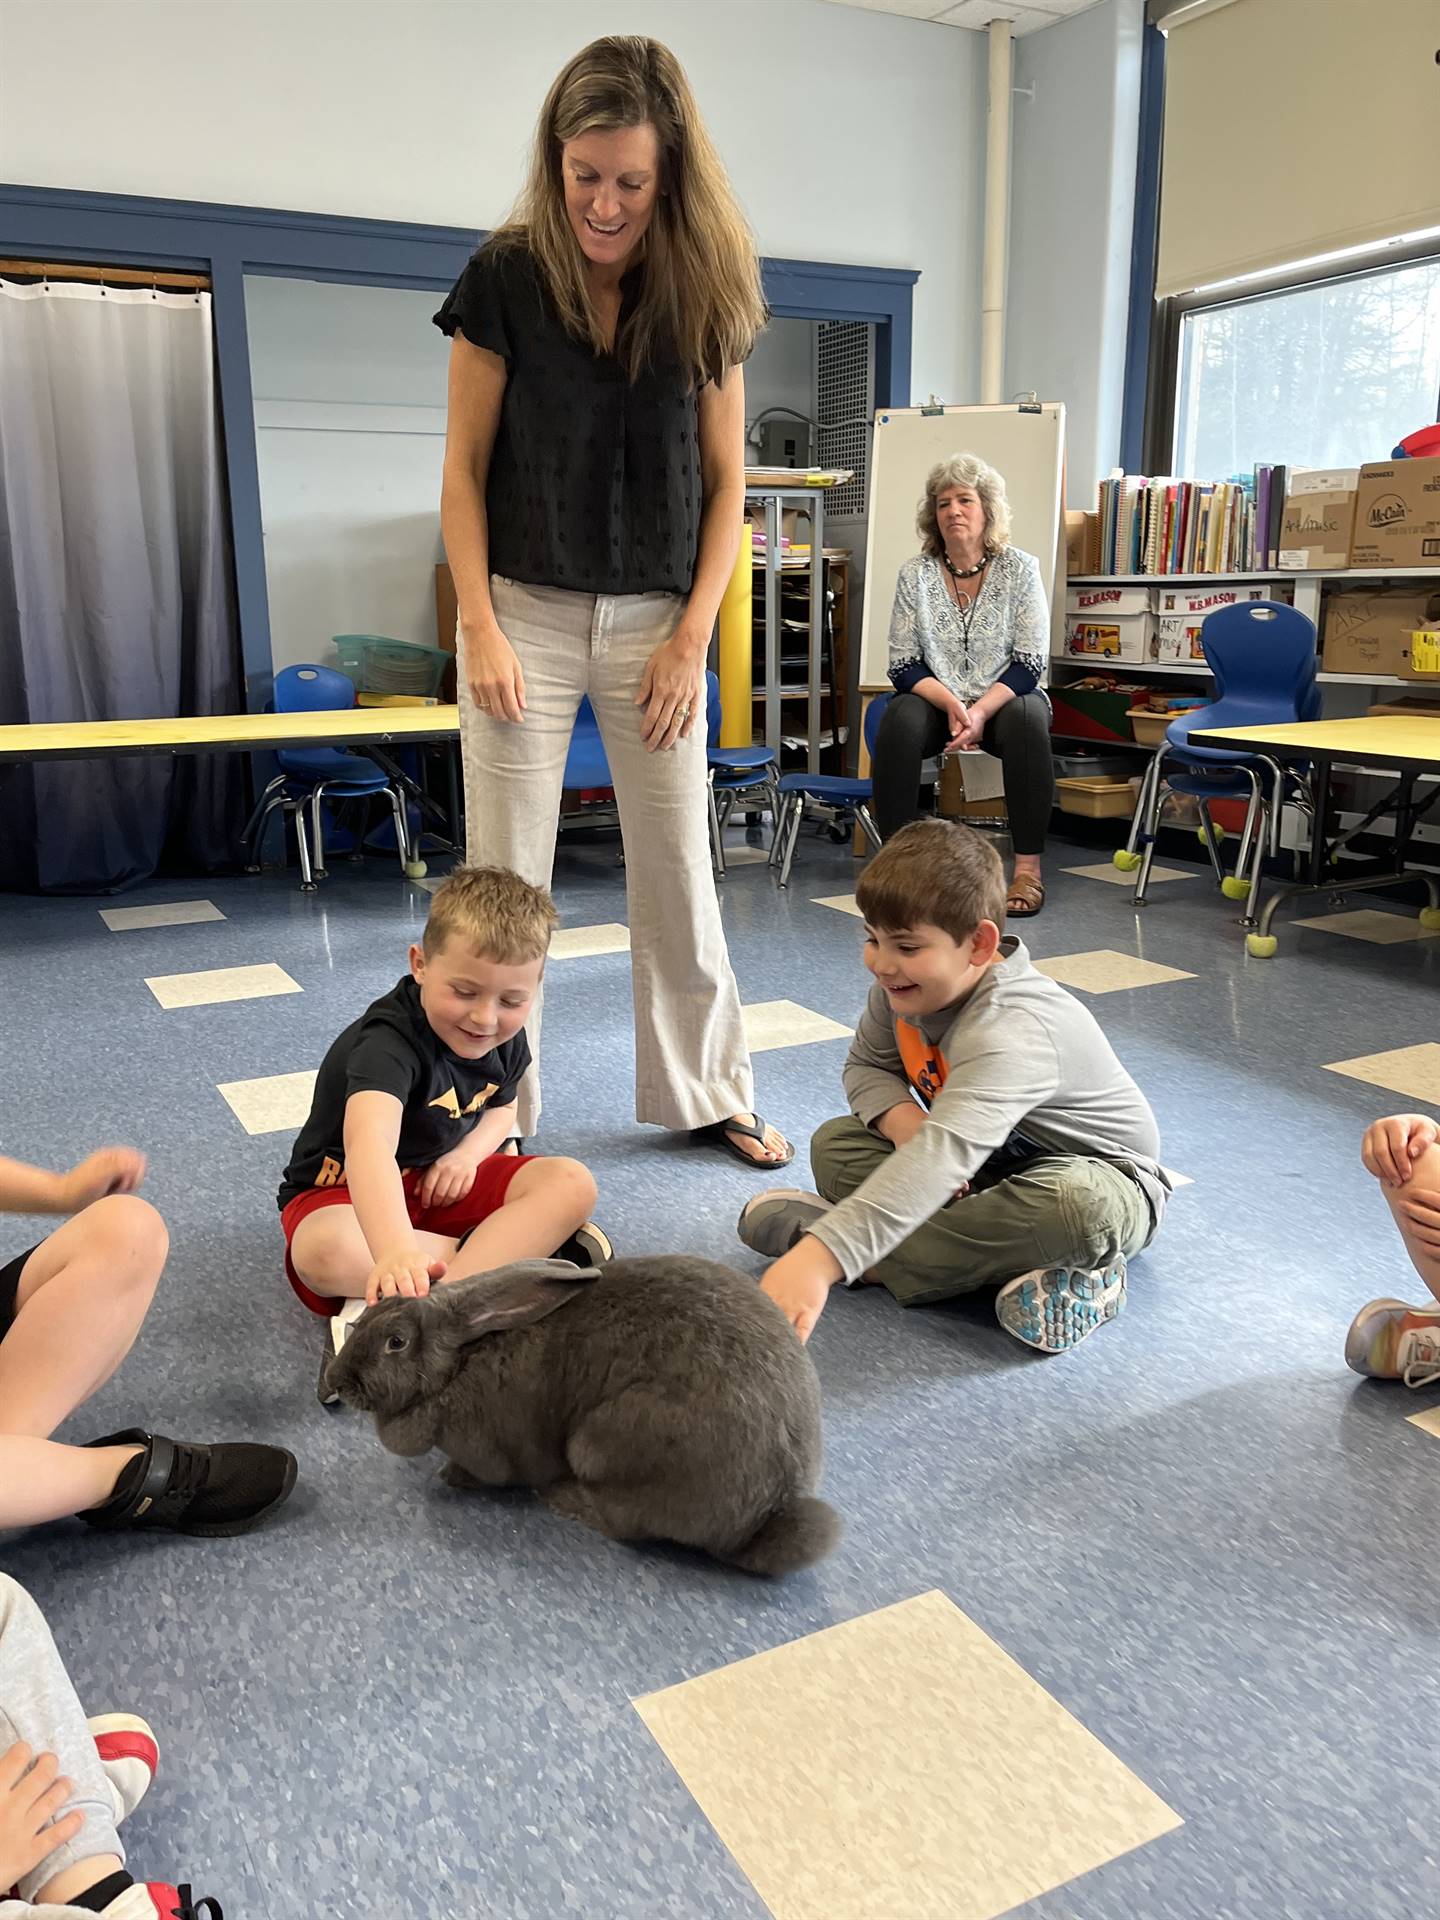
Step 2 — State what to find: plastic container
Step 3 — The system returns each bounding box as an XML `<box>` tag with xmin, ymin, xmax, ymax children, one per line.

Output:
<box><xmin>1056</xmin><ymin>776</ymin><xmax>1135</xmax><ymax>819</ymax></box>
<box><xmin>1128</xmin><ymin>705</ymin><xmax>1203</xmax><ymax>747</ymax></box>
<box><xmin>334</xmin><ymin>635</ymin><xmax>450</xmax><ymax>697</ymax></box>
<box><xmin>1052</xmin><ymin>751</ymin><xmax>1138</xmax><ymax>781</ymax></box>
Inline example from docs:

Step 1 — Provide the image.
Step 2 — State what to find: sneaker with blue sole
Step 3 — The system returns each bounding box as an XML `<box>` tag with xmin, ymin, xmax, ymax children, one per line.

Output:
<box><xmin>736</xmin><ymin>1189</ymin><xmax>834</xmax><ymax>1258</ymax></box>
<box><xmin>995</xmin><ymin>1259</ymin><xmax>1128</xmax><ymax>1353</ymax></box>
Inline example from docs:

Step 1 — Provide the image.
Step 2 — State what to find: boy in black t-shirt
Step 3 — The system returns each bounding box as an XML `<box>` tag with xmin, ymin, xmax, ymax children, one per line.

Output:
<box><xmin>280</xmin><ymin>867</ymin><xmax>607</xmax><ymax>1392</ymax></box>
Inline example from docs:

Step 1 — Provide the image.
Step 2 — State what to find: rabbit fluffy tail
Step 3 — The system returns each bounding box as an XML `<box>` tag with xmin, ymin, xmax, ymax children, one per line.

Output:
<box><xmin>724</xmin><ymin>1495</ymin><xmax>842</xmax><ymax>1577</ymax></box>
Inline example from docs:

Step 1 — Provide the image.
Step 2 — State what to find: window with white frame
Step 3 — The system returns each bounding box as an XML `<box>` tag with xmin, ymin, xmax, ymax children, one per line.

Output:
<box><xmin>1172</xmin><ymin>253</ymin><xmax>1440</xmax><ymax>480</ymax></box>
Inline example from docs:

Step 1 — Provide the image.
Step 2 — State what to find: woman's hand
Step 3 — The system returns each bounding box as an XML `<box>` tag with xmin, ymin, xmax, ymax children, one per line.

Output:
<box><xmin>465</xmin><ymin>620</ymin><xmax>527</xmax><ymax>725</ymax></box>
<box><xmin>914</xmin><ymin>676</ymin><xmax>969</xmax><ymax>752</ymax></box>
<box><xmin>636</xmin><ymin>623</ymin><xmax>708</xmax><ymax>753</ymax></box>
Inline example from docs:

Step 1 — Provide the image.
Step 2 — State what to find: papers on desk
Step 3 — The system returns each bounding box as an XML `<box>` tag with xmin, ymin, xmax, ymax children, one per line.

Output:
<box><xmin>744</xmin><ymin>468</ymin><xmax>854</xmax><ymax>488</ymax></box>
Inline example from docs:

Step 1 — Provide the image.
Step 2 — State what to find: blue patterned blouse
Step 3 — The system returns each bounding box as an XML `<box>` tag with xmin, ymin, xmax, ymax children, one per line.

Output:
<box><xmin>886</xmin><ymin>545</ymin><xmax>1050</xmax><ymax>705</ymax></box>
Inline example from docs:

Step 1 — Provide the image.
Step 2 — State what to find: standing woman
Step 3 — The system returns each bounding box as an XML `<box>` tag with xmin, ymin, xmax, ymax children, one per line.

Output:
<box><xmin>435</xmin><ymin>36</ymin><xmax>792</xmax><ymax>1168</ymax></box>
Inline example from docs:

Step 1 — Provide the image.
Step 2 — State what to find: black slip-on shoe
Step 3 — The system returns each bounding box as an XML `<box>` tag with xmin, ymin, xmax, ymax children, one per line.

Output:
<box><xmin>83</xmin><ymin>1430</ymin><xmax>297</xmax><ymax>1538</ymax></box>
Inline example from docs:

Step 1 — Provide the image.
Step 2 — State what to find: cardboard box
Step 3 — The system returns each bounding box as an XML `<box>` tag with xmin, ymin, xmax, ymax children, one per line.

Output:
<box><xmin>1278</xmin><ymin>469</ymin><xmax>1357</xmax><ymax>570</ymax></box>
<box><xmin>1152</xmin><ymin>583</ymin><xmax>1288</xmax><ymax>617</ymax></box>
<box><xmin>1067</xmin><ymin>585</ymin><xmax>1153</xmax><ymax>619</ymax></box>
<box><xmin>1064</xmin><ymin>510</ymin><xmax>1100</xmax><ymax>576</ymax></box>
<box><xmin>1349</xmin><ymin>457</ymin><xmax>1440</xmax><ymax>567</ymax></box>
<box><xmin>1064</xmin><ymin>616</ymin><xmax>1151</xmax><ymax>664</ymax></box>
<box><xmin>1152</xmin><ymin>615</ymin><xmax>1205</xmax><ymax>663</ymax></box>
<box><xmin>1320</xmin><ymin>587</ymin><xmax>1440</xmax><ymax>678</ymax></box>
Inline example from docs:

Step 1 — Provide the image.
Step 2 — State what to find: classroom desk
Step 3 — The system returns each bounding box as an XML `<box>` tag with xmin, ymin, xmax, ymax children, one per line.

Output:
<box><xmin>0</xmin><ymin>706</ymin><xmax>464</xmax><ymax>865</ymax></box>
<box><xmin>1188</xmin><ymin>714</ymin><xmax>1440</xmax><ymax>954</ymax></box>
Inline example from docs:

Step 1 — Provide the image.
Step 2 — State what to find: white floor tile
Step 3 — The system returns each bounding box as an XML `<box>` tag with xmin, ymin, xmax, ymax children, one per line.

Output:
<box><xmin>145</xmin><ymin>962</ymin><xmax>302</xmax><ymax>1010</ymax></box>
<box><xmin>1034</xmin><ymin>950</ymin><xmax>1196</xmax><ymax>996</ymax></box>
<box><xmin>1293</xmin><ymin>908</ymin><xmax>1440</xmax><ymax>945</ymax></box>
<box><xmin>1063</xmin><ymin>863</ymin><xmax>1194</xmax><ymax>888</ymax></box>
<box><xmin>550</xmin><ymin>923</ymin><xmax>632</xmax><ymax>959</ymax></box>
<box><xmin>217</xmin><ymin>1070</ymin><xmax>318</xmax><ymax>1135</ymax></box>
<box><xmin>99</xmin><ymin>899</ymin><xmax>226</xmax><ymax>932</ymax></box>
<box><xmin>1323</xmin><ymin>1042</ymin><xmax>1440</xmax><ymax>1106</ymax></box>
<box><xmin>811</xmin><ymin>894</ymin><xmax>864</xmax><ymax>918</ymax></box>
<box><xmin>743</xmin><ymin>999</ymin><xmax>852</xmax><ymax>1053</ymax></box>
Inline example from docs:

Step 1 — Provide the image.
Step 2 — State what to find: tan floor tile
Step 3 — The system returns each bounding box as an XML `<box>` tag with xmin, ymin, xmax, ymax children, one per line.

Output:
<box><xmin>719</xmin><ymin>844</ymin><xmax>771</xmax><ymax>866</ymax></box>
<box><xmin>1293</xmin><ymin>908</ymin><xmax>1440</xmax><ymax>945</ymax></box>
<box><xmin>1324</xmin><ymin>1043</ymin><xmax>1440</xmax><ymax>1106</ymax></box>
<box><xmin>1408</xmin><ymin>1404</ymin><xmax>1440</xmax><ymax>1440</ymax></box>
<box><xmin>1063</xmin><ymin>863</ymin><xmax>1193</xmax><ymax>887</ymax></box>
<box><xmin>217</xmin><ymin>1070</ymin><xmax>318</xmax><ymax>1136</ymax></box>
<box><xmin>811</xmin><ymin>893</ymin><xmax>864</xmax><ymax>918</ymax></box>
<box><xmin>99</xmin><ymin>900</ymin><xmax>226</xmax><ymax>931</ymax></box>
<box><xmin>1162</xmin><ymin>1168</ymin><xmax>1194</xmax><ymax>1188</ymax></box>
<box><xmin>635</xmin><ymin>1590</ymin><xmax>1181</xmax><ymax>1920</ymax></box>
<box><xmin>550</xmin><ymin>923</ymin><xmax>631</xmax><ymax>960</ymax></box>
<box><xmin>1034</xmin><ymin>949</ymin><xmax>1196</xmax><ymax>996</ymax></box>
<box><xmin>144</xmin><ymin>962</ymin><xmax>302</xmax><ymax>1009</ymax></box>
<box><xmin>743</xmin><ymin>999</ymin><xmax>852</xmax><ymax>1053</ymax></box>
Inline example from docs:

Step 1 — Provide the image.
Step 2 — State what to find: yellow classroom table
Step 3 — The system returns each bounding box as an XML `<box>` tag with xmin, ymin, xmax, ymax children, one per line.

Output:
<box><xmin>0</xmin><ymin>705</ymin><xmax>461</xmax><ymax>762</ymax></box>
<box><xmin>0</xmin><ymin>706</ymin><xmax>465</xmax><ymax>874</ymax></box>
<box><xmin>1188</xmin><ymin>713</ymin><xmax>1440</xmax><ymax>955</ymax></box>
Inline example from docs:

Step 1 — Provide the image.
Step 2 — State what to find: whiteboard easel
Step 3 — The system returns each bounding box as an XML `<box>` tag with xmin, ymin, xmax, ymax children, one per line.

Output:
<box><xmin>858</xmin><ymin>402</ymin><xmax>1066</xmax><ymax>690</ymax></box>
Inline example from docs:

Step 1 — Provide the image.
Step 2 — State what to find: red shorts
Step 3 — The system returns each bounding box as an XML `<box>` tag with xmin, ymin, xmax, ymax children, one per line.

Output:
<box><xmin>281</xmin><ymin>1153</ymin><xmax>534</xmax><ymax>1317</ymax></box>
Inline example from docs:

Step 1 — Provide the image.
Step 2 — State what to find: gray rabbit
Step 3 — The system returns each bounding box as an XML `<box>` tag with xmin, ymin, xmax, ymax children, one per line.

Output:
<box><xmin>325</xmin><ymin>1255</ymin><xmax>841</xmax><ymax>1576</ymax></box>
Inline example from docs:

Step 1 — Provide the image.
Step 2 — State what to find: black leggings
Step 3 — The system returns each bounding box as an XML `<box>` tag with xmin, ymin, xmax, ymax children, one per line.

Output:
<box><xmin>872</xmin><ymin>690</ymin><xmax>1055</xmax><ymax>854</ymax></box>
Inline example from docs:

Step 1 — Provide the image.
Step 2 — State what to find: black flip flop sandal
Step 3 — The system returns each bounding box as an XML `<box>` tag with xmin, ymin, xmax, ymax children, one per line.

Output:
<box><xmin>700</xmin><ymin>1113</ymin><xmax>796</xmax><ymax>1170</ymax></box>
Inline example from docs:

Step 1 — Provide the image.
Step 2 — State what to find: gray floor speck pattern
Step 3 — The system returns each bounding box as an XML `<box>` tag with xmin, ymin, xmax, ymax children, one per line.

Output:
<box><xmin>1</xmin><ymin>820</ymin><xmax>1436</xmax><ymax>1920</ymax></box>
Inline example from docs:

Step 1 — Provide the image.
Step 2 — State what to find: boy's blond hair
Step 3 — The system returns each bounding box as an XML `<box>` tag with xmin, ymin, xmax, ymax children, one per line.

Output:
<box><xmin>856</xmin><ymin>820</ymin><xmax>1007</xmax><ymax>943</ymax></box>
<box><xmin>422</xmin><ymin>866</ymin><xmax>558</xmax><ymax>963</ymax></box>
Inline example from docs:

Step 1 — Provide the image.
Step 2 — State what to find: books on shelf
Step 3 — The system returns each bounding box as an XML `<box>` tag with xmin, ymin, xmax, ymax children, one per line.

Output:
<box><xmin>1094</xmin><ymin>467</ymin><xmax>1294</xmax><ymax>575</ymax></box>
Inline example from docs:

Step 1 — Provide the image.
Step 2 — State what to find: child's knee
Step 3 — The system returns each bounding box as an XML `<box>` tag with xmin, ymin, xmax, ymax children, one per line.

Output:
<box><xmin>527</xmin><ymin>1155</ymin><xmax>597</xmax><ymax>1221</ymax></box>
<box><xmin>85</xmin><ymin>1194</ymin><xmax>168</xmax><ymax>1286</ymax></box>
<box><xmin>810</xmin><ymin>1114</ymin><xmax>881</xmax><ymax>1198</ymax></box>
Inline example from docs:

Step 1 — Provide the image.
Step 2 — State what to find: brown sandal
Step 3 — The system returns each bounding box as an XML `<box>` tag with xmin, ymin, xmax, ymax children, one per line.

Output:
<box><xmin>1006</xmin><ymin>872</ymin><xmax>1046</xmax><ymax>918</ymax></box>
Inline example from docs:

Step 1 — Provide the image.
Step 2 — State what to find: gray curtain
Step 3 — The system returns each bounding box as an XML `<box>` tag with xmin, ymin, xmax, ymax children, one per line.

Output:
<box><xmin>0</xmin><ymin>277</ymin><xmax>243</xmax><ymax>892</ymax></box>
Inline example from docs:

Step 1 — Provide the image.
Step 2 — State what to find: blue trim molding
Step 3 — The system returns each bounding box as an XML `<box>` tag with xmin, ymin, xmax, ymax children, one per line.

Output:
<box><xmin>0</xmin><ymin>185</ymin><xmax>916</xmax><ymax>692</ymax></box>
<box><xmin>1119</xmin><ymin>22</ymin><xmax>1164</xmax><ymax>475</ymax></box>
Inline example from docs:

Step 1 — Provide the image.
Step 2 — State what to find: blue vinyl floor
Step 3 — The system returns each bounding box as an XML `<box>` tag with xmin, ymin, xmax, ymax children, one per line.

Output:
<box><xmin>1</xmin><ymin>820</ymin><xmax>1436</xmax><ymax>1920</ymax></box>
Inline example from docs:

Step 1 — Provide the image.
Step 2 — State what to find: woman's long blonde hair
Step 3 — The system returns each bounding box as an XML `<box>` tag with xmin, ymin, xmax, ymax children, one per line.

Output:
<box><xmin>490</xmin><ymin>36</ymin><xmax>767</xmax><ymax>386</ymax></box>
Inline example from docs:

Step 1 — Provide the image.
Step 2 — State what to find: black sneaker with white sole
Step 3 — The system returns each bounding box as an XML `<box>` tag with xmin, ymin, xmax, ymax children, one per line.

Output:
<box><xmin>317</xmin><ymin>1298</ymin><xmax>367</xmax><ymax>1407</ymax></box>
<box><xmin>551</xmin><ymin>1221</ymin><xmax>614</xmax><ymax>1269</ymax></box>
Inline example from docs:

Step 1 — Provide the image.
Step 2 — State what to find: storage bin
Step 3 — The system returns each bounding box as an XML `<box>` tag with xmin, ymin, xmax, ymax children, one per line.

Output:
<box><xmin>1056</xmin><ymin>776</ymin><xmax>1135</xmax><ymax>819</ymax></box>
<box><xmin>1127</xmin><ymin>705</ymin><xmax>1203</xmax><ymax>747</ymax></box>
<box><xmin>1052</xmin><ymin>751</ymin><xmax>1138</xmax><ymax>780</ymax></box>
<box><xmin>1064</xmin><ymin>615</ymin><xmax>1152</xmax><ymax>665</ymax></box>
<box><xmin>334</xmin><ymin>635</ymin><xmax>450</xmax><ymax>697</ymax></box>
<box><xmin>1049</xmin><ymin>682</ymin><xmax>1148</xmax><ymax>743</ymax></box>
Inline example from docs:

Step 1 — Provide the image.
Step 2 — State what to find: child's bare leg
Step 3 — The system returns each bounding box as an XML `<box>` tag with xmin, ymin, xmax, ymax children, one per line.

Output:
<box><xmin>290</xmin><ymin>1206</ymin><xmax>456</xmax><ymax>1302</ymax></box>
<box><xmin>0</xmin><ymin>1197</ymin><xmax>166</xmax><ymax>1528</ymax></box>
<box><xmin>443</xmin><ymin>1158</ymin><xmax>597</xmax><ymax>1282</ymax></box>
<box><xmin>1381</xmin><ymin>1139</ymin><xmax>1440</xmax><ymax>1305</ymax></box>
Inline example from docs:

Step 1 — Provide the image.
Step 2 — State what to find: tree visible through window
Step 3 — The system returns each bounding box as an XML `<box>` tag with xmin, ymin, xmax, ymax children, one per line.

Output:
<box><xmin>1174</xmin><ymin>256</ymin><xmax>1440</xmax><ymax>478</ymax></box>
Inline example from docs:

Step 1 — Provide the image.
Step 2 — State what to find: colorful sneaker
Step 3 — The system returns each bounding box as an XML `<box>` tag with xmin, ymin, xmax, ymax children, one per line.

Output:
<box><xmin>996</xmin><ymin>1260</ymin><xmax>1128</xmax><ymax>1353</ymax></box>
<box><xmin>318</xmin><ymin>1296</ymin><xmax>368</xmax><ymax>1407</ymax></box>
<box><xmin>736</xmin><ymin>1189</ymin><xmax>833</xmax><ymax>1258</ymax></box>
<box><xmin>89</xmin><ymin>1713</ymin><xmax>159</xmax><ymax>1824</ymax></box>
<box><xmin>552</xmin><ymin>1221</ymin><xmax>614</xmax><ymax>1269</ymax></box>
<box><xmin>1344</xmin><ymin>1298</ymin><xmax>1440</xmax><ymax>1387</ymax></box>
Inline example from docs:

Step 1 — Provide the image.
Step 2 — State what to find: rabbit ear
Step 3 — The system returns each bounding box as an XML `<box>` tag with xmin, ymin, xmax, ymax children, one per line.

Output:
<box><xmin>450</xmin><ymin>1260</ymin><xmax>601</xmax><ymax>1346</ymax></box>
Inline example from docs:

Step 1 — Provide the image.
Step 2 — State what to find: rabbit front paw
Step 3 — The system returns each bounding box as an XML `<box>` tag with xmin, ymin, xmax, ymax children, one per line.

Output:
<box><xmin>438</xmin><ymin>1459</ymin><xmax>486</xmax><ymax>1492</ymax></box>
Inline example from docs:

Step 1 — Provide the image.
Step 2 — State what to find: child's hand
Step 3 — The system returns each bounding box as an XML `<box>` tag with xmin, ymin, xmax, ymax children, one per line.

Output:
<box><xmin>366</xmin><ymin>1247</ymin><xmax>448</xmax><ymax>1306</ymax></box>
<box><xmin>1399</xmin><ymin>1185</ymin><xmax>1440</xmax><ymax>1253</ymax></box>
<box><xmin>761</xmin><ymin>1239</ymin><xmax>843</xmax><ymax>1345</ymax></box>
<box><xmin>1361</xmin><ymin>1114</ymin><xmax>1438</xmax><ymax>1188</ymax></box>
<box><xmin>417</xmin><ymin>1148</ymin><xmax>480</xmax><ymax>1211</ymax></box>
<box><xmin>0</xmin><ymin>1742</ymin><xmax>83</xmax><ymax>1893</ymax></box>
<box><xmin>59</xmin><ymin>1146</ymin><xmax>146</xmax><ymax>1213</ymax></box>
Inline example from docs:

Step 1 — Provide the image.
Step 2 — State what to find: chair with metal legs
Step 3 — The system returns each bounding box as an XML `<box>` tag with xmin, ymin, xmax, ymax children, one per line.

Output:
<box><xmin>768</xmin><ymin>692</ymin><xmax>888</xmax><ymax>889</ymax></box>
<box><xmin>703</xmin><ymin>671</ymin><xmax>779</xmax><ymax>877</ymax></box>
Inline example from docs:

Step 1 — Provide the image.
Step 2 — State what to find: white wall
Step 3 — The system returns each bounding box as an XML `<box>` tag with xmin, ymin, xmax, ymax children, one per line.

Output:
<box><xmin>246</xmin><ymin>278</ymin><xmax>819</xmax><ymax>675</ymax></box>
<box><xmin>1005</xmin><ymin>0</ymin><xmax>1143</xmax><ymax>505</ymax></box>
<box><xmin>0</xmin><ymin>0</ymin><xmax>983</xmax><ymax>409</ymax></box>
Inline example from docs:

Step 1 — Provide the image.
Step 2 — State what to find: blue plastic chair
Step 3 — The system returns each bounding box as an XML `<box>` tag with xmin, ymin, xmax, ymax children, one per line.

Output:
<box><xmin>242</xmin><ymin>664</ymin><xmax>420</xmax><ymax>890</ymax></box>
<box><xmin>704</xmin><ymin>671</ymin><xmax>779</xmax><ymax>876</ymax></box>
<box><xmin>1118</xmin><ymin>601</ymin><xmax>1320</xmax><ymax>917</ymax></box>
<box><xmin>769</xmin><ymin>693</ymin><xmax>889</xmax><ymax>889</ymax></box>
<box><xmin>564</xmin><ymin>696</ymin><xmax>612</xmax><ymax>791</ymax></box>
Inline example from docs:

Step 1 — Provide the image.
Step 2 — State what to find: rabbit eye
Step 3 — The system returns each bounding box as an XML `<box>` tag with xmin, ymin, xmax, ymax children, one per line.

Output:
<box><xmin>384</xmin><ymin>1332</ymin><xmax>409</xmax><ymax>1354</ymax></box>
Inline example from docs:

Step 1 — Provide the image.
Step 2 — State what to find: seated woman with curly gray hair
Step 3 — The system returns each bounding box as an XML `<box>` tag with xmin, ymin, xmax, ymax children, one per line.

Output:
<box><xmin>872</xmin><ymin>453</ymin><xmax>1055</xmax><ymax>918</ymax></box>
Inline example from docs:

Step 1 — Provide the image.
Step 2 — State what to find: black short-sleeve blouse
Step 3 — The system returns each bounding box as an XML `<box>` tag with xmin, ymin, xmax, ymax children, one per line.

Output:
<box><xmin>434</xmin><ymin>245</ymin><xmax>702</xmax><ymax>597</ymax></box>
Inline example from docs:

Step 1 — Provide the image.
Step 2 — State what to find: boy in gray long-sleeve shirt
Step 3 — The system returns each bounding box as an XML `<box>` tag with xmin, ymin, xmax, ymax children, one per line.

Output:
<box><xmin>741</xmin><ymin>820</ymin><xmax>1168</xmax><ymax>1350</ymax></box>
